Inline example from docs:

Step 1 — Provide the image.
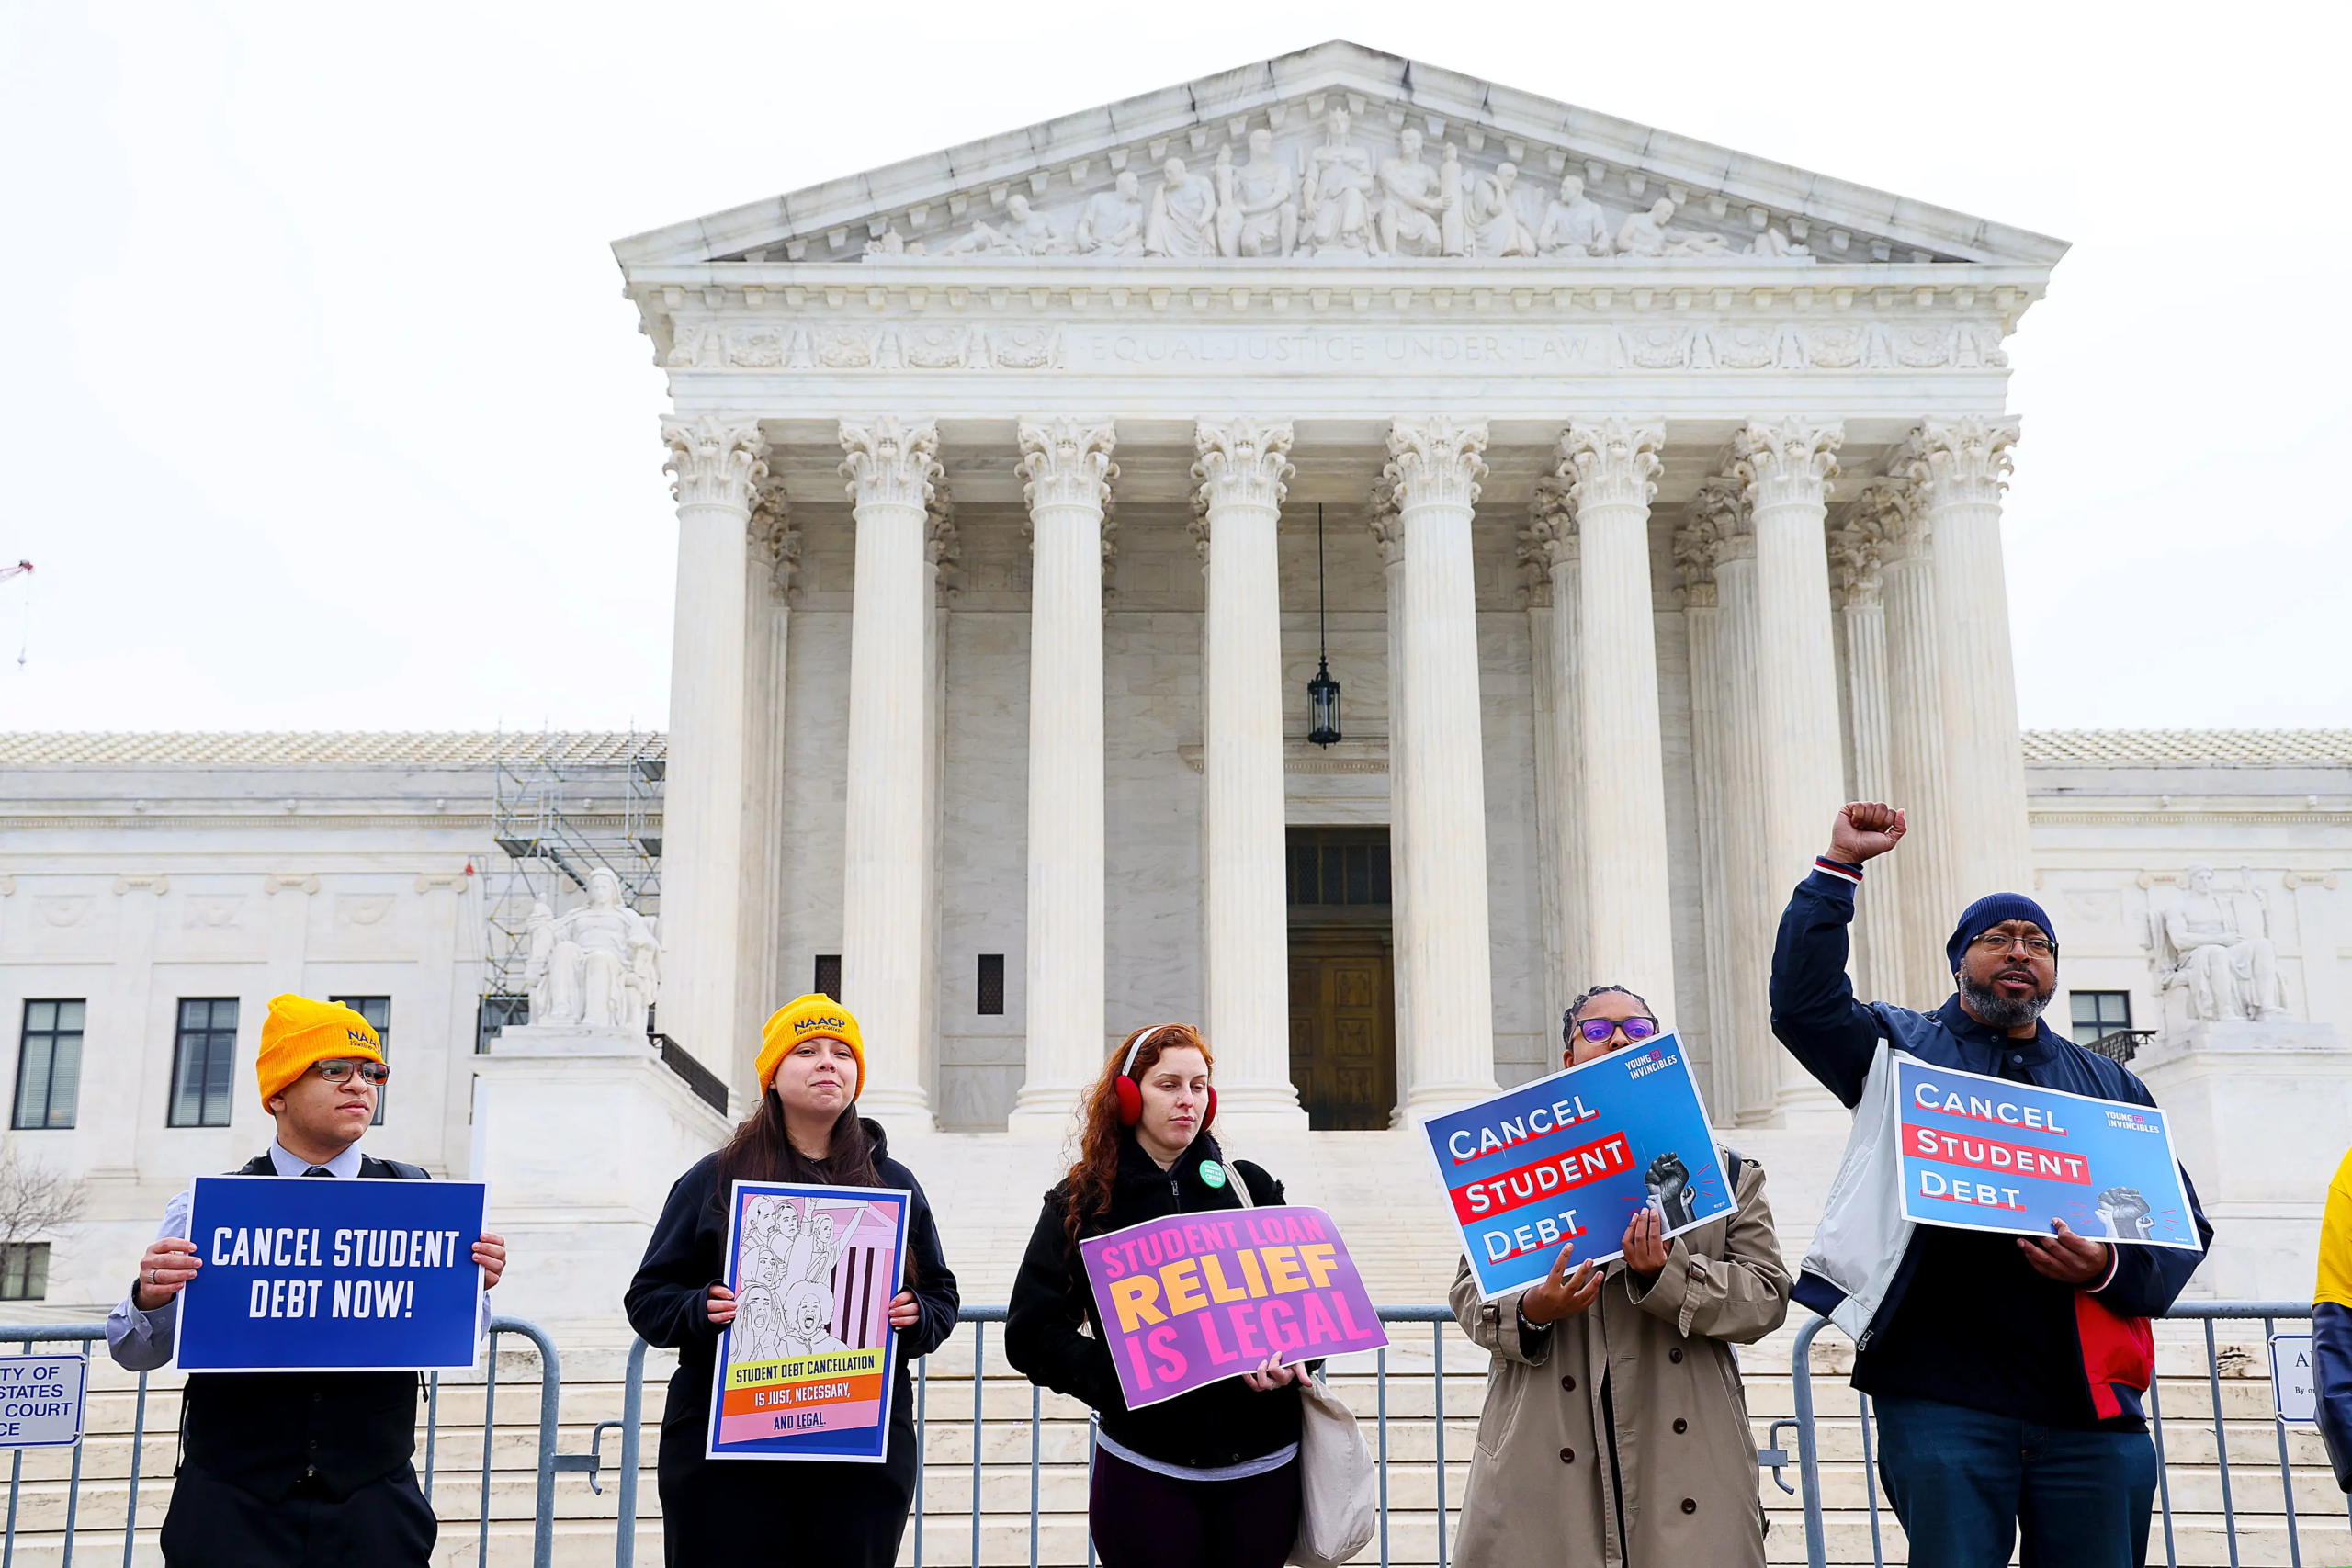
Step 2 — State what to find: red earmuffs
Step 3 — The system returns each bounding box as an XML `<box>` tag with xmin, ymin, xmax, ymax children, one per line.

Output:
<box><xmin>1114</xmin><ymin>1024</ymin><xmax>1216</xmax><ymax>1133</ymax></box>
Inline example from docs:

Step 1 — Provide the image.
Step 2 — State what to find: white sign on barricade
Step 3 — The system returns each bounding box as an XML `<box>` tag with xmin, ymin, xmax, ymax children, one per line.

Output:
<box><xmin>0</xmin><ymin>1353</ymin><xmax>85</xmax><ymax>1449</ymax></box>
<box><xmin>2272</xmin><ymin>1334</ymin><xmax>2317</xmax><ymax>1424</ymax></box>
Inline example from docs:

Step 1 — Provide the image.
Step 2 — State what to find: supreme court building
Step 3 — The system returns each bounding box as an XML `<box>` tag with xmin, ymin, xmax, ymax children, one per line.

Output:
<box><xmin>628</xmin><ymin>39</ymin><xmax>2062</xmax><ymax>1137</ymax></box>
<box><xmin>6</xmin><ymin>43</ymin><xmax>2349</xmax><ymax>1316</ymax></box>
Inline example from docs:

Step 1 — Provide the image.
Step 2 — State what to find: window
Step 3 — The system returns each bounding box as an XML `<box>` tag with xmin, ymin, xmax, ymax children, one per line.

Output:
<box><xmin>0</xmin><ymin>1244</ymin><xmax>48</xmax><ymax>1302</ymax></box>
<box><xmin>814</xmin><ymin>955</ymin><xmax>842</xmax><ymax>1002</ymax></box>
<box><xmin>1286</xmin><ymin>829</ymin><xmax>1392</xmax><ymax>908</ymax></box>
<box><xmin>331</xmin><ymin>996</ymin><xmax>390</xmax><ymax>1125</ymax></box>
<box><xmin>14</xmin><ymin>999</ymin><xmax>84</xmax><ymax>1130</ymax></box>
<box><xmin>2069</xmin><ymin>991</ymin><xmax>2132</xmax><ymax>1046</ymax></box>
<box><xmin>977</xmin><ymin>954</ymin><xmax>1005</xmax><ymax>1016</ymax></box>
<box><xmin>477</xmin><ymin>995</ymin><xmax>527</xmax><ymax>1053</ymax></box>
<box><xmin>169</xmin><ymin>998</ymin><xmax>240</xmax><ymax>1128</ymax></box>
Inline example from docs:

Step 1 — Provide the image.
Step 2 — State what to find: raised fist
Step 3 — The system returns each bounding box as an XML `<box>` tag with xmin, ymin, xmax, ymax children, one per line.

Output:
<box><xmin>1826</xmin><ymin>802</ymin><xmax>1907</xmax><ymax>865</ymax></box>
<box><xmin>2096</xmin><ymin>1187</ymin><xmax>2154</xmax><ymax>1242</ymax></box>
<box><xmin>1645</xmin><ymin>1151</ymin><xmax>1695</xmax><ymax>1228</ymax></box>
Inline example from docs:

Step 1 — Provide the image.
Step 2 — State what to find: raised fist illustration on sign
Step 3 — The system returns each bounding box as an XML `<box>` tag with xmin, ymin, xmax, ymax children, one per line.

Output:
<box><xmin>2096</xmin><ymin>1187</ymin><xmax>2155</xmax><ymax>1242</ymax></box>
<box><xmin>1645</xmin><ymin>1152</ymin><xmax>1696</xmax><ymax>1229</ymax></box>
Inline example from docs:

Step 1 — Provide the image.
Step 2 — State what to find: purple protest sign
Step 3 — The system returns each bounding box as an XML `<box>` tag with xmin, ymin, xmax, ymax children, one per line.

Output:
<box><xmin>1079</xmin><ymin>1204</ymin><xmax>1387</xmax><ymax>1411</ymax></box>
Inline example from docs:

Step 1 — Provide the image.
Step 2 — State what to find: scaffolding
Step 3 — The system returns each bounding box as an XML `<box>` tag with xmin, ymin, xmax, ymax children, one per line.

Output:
<box><xmin>477</xmin><ymin>730</ymin><xmax>665</xmax><ymax>1021</ymax></box>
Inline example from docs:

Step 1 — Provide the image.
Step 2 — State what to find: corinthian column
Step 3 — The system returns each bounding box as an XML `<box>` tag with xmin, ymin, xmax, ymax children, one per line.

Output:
<box><xmin>1674</xmin><ymin>484</ymin><xmax>1769</xmax><ymax>1123</ymax></box>
<box><xmin>837</xmin><ymin>417</ymin><xmax>941</xmax><ymax>1129</ymax></box>
<box><xmin>1874</xmin><ymin>454</ymin><xmax>1958</xmax><ymax>1002</ymax></box>
<box><xmin>1562</xmin><ymin>420</ymin><xmax>1678</xmax><ymax>1014</ymax></box>
<box><xmin>1734</xmin><ymin>420</ymin><xmax>1847</xmax><ymax>1122</ymax></box>
<box><xmin>1910</xmin><ymin>419</ymin><xmax>2032</xmax><ymax>899</ymax></box>
<box><xmin>1385</xmin><ymin>418</ymin><xmax>1500</xmax><ymax>1114</ymax></box>
<box><xmin>1831</xmin><ymin>495</ymin><xmax>1894</xmax><ymax>1001</ymax></box>
<box><xmin>1004</xmin><ymin>419</ymin><xmax>1116</xmax><ymax>1134</ymax></box>
<box><xmin>661</xmin><ymin>414</ymin><xmax>767</xmax><ymax>1081</ymax></box>
<box><xmin>1368</xmin><ymin>484</ymin><xmax>1415</xmax><ymax>1117</ymax></box>
<box><xmin>1193</xmin><ymin>420</ymin><xmax>1306</xmax><ymax>1126</ymax></box>
<box><xmin>1521</xmin><ymin>480</ymin><xmax>1585</xmax><ymax>1032</ymax></box>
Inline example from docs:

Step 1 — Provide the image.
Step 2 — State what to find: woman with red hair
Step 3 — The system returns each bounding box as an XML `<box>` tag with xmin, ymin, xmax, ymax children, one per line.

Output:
<box><xmin>1005</xmin><ymin>1024</ymin><xmax>1304</xmax><ymax>1567</ymax></box>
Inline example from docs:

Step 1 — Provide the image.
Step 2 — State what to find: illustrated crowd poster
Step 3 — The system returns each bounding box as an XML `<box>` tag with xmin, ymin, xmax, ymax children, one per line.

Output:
<box><xmin>177</xmin><ymin>1175</ymin><xmax>487</xmax><ymax>1372</ymax></box>
<box><xmin>1420</xmin><ymin>1032</ymin><xmax>1736</xmax><ymax>1302</ymax></box>
<box><xmin>1894</xmin><ymin>1057</ymin><xmax>2199</xmax><ymax>1248</ymax></box>
<box><xmin>1079</xmin><ymin>1204</ymin><xmax>1387</xmax><ymax>1410</ymax></box>
<box><xmin>707</xmin><ymin>1180</ymin><xmax>912</xmax><ymax>1461</ymax></box>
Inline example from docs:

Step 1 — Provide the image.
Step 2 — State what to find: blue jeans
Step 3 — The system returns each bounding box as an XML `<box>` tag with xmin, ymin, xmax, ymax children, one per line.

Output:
<box><xmin>1873</xmin><ymin>1393</ymin><xmax>2159</xmax><ymax>1568</ymax></box>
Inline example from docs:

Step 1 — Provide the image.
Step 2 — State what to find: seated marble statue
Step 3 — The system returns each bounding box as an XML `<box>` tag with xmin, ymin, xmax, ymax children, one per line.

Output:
<box><xmin>1143</xmin><ymin>156</ymin><xmax>1217</xmax><ymax>258</ymax></box>
<box><xmin>1374</xmin><ymin>128</ymin><xmax>1454</xmax><ymax>257</ymax></box>
<box><xmin>940</xmin><ymin>193</ymin><xmax>1067</xmax><ymax>257</ymax></box>
<box><xmin>1535</xmin><ymin>175</ymin><xmax>1611</xmax><ymax>257</ymax></box>
<box><xmin>1300</xmin><ymin>106</ymin><xmax>1377</xmax><ymax>255</ymax></box>
<box><xmin>1466</xmin><ymin>162</ymin><xmax>1536</xmax><ymax>257</ymax></box>
<box><xmin>1615</xmin><ymin>197</ymin><xmax>1732</xmax><ymax>258</ymax></box>
<box><xmin>2158</xmin><ymin>863</ymin><xmax>2290</xmax><ymax>1021</ymax></box>
<box><xmin>523</xmin><ymin>867</ymin><xmax>662</xmax><ymax>1033</ymax></box>
<box><xmin>1216</xmin><ymin>129</ymin><xmax>1298</xmax><ymax>258</ymax></box>
<box><xmin>1075</xmin><ymin>171</ymin><xmax>1146</xmax><ymax>256</ymax></box>
<box><xmin>1749</xmin><ymin>224</ymin><xmax>1810</xmax><ymax>258</ymax></box>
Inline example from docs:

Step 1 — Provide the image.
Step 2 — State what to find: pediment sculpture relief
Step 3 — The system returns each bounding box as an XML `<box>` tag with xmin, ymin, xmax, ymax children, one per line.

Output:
<box><xmin>846</xmin><ymin>108</ymin><xmax>1838</xmax><ymax>267</ymax></box>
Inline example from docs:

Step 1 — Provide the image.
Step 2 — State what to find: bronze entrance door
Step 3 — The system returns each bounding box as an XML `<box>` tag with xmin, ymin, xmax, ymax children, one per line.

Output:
<box><xmin>1285</xmin><ymin>828</ymin><xmax>1396</xmax><ymax>1131</ymax></box>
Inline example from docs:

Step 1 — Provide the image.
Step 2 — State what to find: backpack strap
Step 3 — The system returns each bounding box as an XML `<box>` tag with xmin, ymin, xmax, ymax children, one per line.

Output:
<box><xmin>230</xmin><ymin>1154</ymin><xmax>276</xmax><ymax>1176</ymax></box>
<box><xmin>1716</xmin><ymin>1144</ymin><xmax>1747</xmax><ymax>1194</ymax></box>
<box><xmin>358</xmin><ymin>1156</ymin><xmax>431</xmax><ymax>1180</ymax></box>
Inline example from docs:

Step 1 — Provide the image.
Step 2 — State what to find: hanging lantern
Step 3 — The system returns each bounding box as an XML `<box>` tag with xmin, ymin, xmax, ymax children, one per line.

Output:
<box><xmin>1306</xmin><ymin>504</ymin><xmax>1342</xmax><ymax>746</ymax></box>
<box><xmin>1307</xmin><ymin>656</ymin><xmax>1342</xmax><ymax>746</ymax></box>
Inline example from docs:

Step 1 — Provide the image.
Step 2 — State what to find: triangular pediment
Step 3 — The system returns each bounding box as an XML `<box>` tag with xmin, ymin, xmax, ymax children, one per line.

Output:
<box><xmin>614</xmin><ymin>40</ymin><xmax>2064</xmax><ymax>275</ymax></box>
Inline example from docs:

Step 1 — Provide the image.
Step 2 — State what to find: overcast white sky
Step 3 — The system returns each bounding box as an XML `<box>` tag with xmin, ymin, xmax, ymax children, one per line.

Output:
<box><xmin>3</xmin><ymin>1</ymin><xmax>2345</xmax><ymax>735</ymax></box>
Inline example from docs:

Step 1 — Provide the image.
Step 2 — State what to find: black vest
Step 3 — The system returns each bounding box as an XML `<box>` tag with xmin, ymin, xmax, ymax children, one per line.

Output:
<box><xmin>180</xmin><ymin>1154</ymin><xmax>435</xmax><ymax>1501</ymax></box>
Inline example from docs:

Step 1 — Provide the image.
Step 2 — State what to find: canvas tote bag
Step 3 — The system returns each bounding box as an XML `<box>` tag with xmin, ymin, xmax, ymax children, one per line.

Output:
<box><xmin>1220</xmin><ymin>1160</ymin><xmax>1379</xmax><ymax>1566</ymax></box>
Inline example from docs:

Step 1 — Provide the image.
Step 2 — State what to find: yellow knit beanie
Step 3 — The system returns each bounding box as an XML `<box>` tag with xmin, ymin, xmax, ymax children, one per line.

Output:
<box><xmin>757</xmin><ymin>995</ymin><xmax>865</xmax><ymax>1099</ymax></box>
<box><xmin>256</xmin><ymin>994</ymin><xmax>384</xmax><ymax>1107</ymax></box>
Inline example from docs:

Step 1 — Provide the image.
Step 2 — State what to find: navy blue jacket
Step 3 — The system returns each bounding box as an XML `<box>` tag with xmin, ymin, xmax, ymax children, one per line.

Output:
<box><xmin>1772</xmin><ymin>865</ymin><xmax>2213</xmax><ymax>1428</ymax></box>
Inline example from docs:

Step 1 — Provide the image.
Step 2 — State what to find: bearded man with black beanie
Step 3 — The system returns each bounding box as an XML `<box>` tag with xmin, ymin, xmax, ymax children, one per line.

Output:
<box><xmin>1770</xmin><ymin>802</ymin><xmax>2212</xmax><ymax>1568</ymax></box>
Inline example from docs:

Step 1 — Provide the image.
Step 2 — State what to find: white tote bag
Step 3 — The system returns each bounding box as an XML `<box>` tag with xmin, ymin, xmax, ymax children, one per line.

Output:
<box><xmin>1221</xmin><ymin>1161</ymin><xmax>1379</xmax><ymax>1566</ymax></box>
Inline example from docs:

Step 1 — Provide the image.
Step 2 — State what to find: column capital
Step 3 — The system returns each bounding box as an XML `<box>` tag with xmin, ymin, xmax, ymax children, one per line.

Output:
<box><xmin>1671</xmin><ymin>512</ymin><xmax>1718</xmax><ymax>608</ymax></box>
<box><xmin>662</xmin><ymin>415</ymin><xmax>768</xmax><ymax>512</ymax></box>
<box><xmin>838</xmin><ymin>416</ymin><xmax>942</xmax><ymax>511</ymax></box>
<box><xmin>1560</xmin><ymin>419</ymin><xmax>1664</xmax><ymax>514</ymax></box>
<box><xmin>1687</xmin><ymin>474</ymin><xmax>1752</xmax><ymax>567</ymax></box>
<box><xmin>749</xmin><ymin>476</ymin><xmax>800</xmax><ymax>602</ymax></box>
<box><xmin>1903</xmin><ymin>417</ymin><xmax>2018</xmax><ymax>509</ymax></box>
<box><xmin>1732</xmin><ymin>418</ymin><xmax>1843</xmax><ymax>513</ymax></box>
<box><xmin>1384</xmin><ymin>417</ymin><xmax>1488</xmax><ymax>512</ymax></box>
<box><xmin>927</xmin><ymin>479</ymin><xmax>962</xmax><ymax>600</ymax></box>
<box><xmin>1192</xmin><ymin>418</ymin><xmax>1294</xmax><ymax>520</ymax></box>
<box><xmin>1019</xmin><ymin>417</ymin><xmax>1119</xmax><ymax>513</ymax></box>
<box><xmin>1518</xmin><ymin>478</ymin><xmax>1576</xmax><ymax>604</ymax></box>
<box><xmin>1830</xmin><ymin>492</ymin><xmax>1894</xmax><ymax>609</ymax></box>
<box><xmin>1365</xmin><ymin>477</ymin><xmax>1404</xmax><ymax>566</ymax></box>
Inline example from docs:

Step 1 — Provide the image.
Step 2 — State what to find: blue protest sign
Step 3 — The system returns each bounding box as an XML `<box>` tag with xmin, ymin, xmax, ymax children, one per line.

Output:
<box><xmin>1894</xmin><ymin>1058</ymin><xmax>2199</xmax><ymax>1249</ymax></box>
<box><xmin>177</xmin><ymin>1175</ymin><xmax>487</xmax><ymax>1372</ymax></box>
<box><xmin>1421</xmin><ymin>1033</ymin><xmax>1734</xmax><ymax>1302</ymax></box>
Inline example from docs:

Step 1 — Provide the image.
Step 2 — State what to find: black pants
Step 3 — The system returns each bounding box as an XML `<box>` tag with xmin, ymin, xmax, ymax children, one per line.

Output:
<box><xmin>160</xmin><ymin>1462</ymin><xmax>436</xmax><ymax>1568</ymax></box>
<box><xmin>1087</xmin><ymin>1446</ymin><xmax>1300</xmax><ymax>1568</ymax></box>
<box><xmin>656</xmin><ymin>1408</ymin><xmax>918</xmax><ymax>1566</ymax></box>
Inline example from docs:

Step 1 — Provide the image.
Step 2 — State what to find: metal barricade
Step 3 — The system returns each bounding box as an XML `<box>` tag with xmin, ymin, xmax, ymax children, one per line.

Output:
<box><xmin>1791</xmin><ymin>1300</ymin><xmax>2338</xmax><ymax>1568</ymax></box>
<box><xmin>0</xmin><ymin>1315</ymin><xmax>592</xmax><ymax>1568</ymax></box>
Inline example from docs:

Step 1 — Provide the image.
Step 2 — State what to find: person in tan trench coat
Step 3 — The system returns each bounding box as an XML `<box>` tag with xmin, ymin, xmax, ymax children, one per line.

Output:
<box><xmin>1448</xmin><ymin>986</ymin><xmax>1793</xmax><ymax>1568</ymax></box>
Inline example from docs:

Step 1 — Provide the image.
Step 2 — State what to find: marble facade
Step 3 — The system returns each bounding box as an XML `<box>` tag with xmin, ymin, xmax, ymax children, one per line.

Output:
<box><xmin>2</xmin><ymin>46</ymin><xmax>2346</xmax><ymax>1311</ymax></box>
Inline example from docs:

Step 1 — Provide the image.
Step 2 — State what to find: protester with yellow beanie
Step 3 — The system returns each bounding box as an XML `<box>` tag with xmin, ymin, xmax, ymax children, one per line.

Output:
<box><xmin>628</xmin><ymin>994</ymin><xmax>959</xmax><ymax>1567</ymax></box>
<box><xmin>106</xmin><ymin>995</ymin><xmax>508</xmax><ymax>1568</ymax></box>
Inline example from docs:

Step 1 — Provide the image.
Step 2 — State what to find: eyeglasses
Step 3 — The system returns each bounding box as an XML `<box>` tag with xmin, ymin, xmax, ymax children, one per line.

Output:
<box><xmin>1575</xmin><ymin>1017</ymin><xmax>1659</xmax><ymax>1046</ymax></box>
<box><xmin>1969</xmin><ymin>932</ymin><xmax>2056</xmax><ymax>959</ymax></box>
<box><xmin>312</xmin><ymin>1058</ymin><xmax>391</xmax><ymax>1087</ymax></box>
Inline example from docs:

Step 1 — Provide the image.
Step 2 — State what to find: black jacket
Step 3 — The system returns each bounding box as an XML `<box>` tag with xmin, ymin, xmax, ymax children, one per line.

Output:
<box><xmin>1771</xmin><ymin>864</ymin><xmax>2212</xmax><ymax>1430</ymax></box>
<box><xmin>179</xmin><ymin>1152</ymin><xmax>431</xmax><ymax>1502</ymax></box>
<box><xmin>1004</xmin><ymin>1129</ymin><xmax>1303</xmax><ymax>1469</ymax></box>
<box><xmin>624</xmin><ymin>1121</ymin><xmax>961</xmax><ymax>1427</ymax></box>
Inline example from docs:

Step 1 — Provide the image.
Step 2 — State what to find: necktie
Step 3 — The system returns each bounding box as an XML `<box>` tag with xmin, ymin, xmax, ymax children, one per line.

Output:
<box><xmin>303</xmin><ymin>1166</ymin><xmax>334</xmax><ymax>1178</ymax></box>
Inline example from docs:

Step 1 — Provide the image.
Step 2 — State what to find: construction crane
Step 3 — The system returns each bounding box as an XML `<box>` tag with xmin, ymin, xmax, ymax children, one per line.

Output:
<box><xmin>0</xmin><ymin>561</ymin><xmax>28</xmax><ymax>583</ymax></box>
<box><xmin>2</xmin><ymin>560</ymin><xmax>29</xmax><ymax>671</ymax></box>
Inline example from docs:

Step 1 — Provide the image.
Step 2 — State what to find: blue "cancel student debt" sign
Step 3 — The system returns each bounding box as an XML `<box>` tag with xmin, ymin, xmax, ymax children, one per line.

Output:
<box><xmin>176</xmin><ymin>1175</ymin><xmax>488</xmax><ymax>1372</ymax></box>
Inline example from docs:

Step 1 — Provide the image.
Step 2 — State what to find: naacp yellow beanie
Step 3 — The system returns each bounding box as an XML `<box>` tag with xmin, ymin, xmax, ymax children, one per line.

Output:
<box><xmin>257</xmin><ymin>994</ymin><xmax>384</xmax><ymax>1107</ymax></box>
<box><xmin>757</xmin><ymin>995</ymin><xmax>865</xmax><ymax>1099</ymax></box>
